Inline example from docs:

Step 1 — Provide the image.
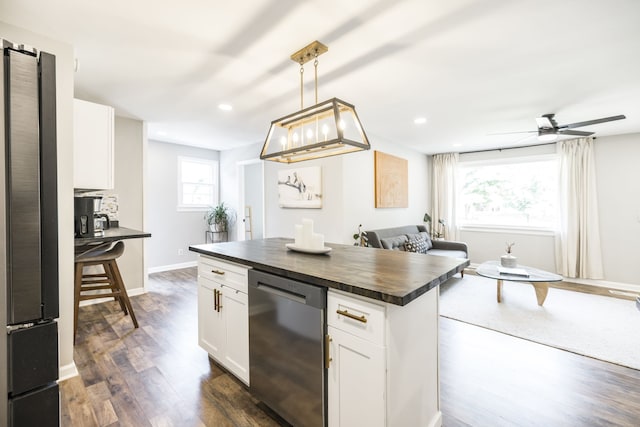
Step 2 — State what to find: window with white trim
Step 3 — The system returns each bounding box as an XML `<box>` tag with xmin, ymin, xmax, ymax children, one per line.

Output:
<box><xmin>457</xmin><ymin>155</ymin><xmax>558</xmax><ymax>230</ymax></box>
<box><xmin>177</xmin><ymin>156</ymin><xmax>218</xmax><ymax>211</ymax></box>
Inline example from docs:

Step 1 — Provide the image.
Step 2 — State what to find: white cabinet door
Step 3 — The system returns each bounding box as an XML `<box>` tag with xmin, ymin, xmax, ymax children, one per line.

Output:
<box><xmin>73</xmin><ymin>98</ymin><xmax>114</xmax><ymax>189</ymax></box>
<box><xmin>197</xmin><ymin>276</ymin><xmax>225</xmax><ymax>361</ymax></box>
<box><xmin>327</xmin><ymin>325</ymin><xmax>385</xmax><ymax>427</ymax></box>
<box><xmin>221</xmin><ymin>285</ymin><xmax>249</xmax><ymax>385</ymax></box>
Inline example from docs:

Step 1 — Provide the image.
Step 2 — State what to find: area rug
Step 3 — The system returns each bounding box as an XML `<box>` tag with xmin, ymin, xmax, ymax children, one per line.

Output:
<box><xmin>439</xmin><ymin>275</ymin><xmax>640</xmax><ymax>370</ymax></box>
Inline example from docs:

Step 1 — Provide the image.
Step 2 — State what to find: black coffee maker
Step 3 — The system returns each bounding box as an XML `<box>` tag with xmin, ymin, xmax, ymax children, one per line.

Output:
<box><xmin>74</xmin><ymin>196</ymin><xmax>105</xmax><ymax>237</ymax></box>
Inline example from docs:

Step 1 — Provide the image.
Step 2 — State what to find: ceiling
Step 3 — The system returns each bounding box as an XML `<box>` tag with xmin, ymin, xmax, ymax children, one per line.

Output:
<box><xmin>3</xmin><ymin>0</ymin><xmax>640</xmax><ymax>154</ymax></box>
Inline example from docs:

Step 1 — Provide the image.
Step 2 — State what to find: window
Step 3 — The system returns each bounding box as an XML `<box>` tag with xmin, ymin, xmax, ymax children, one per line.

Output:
<box><xmin>177</xmin><ymin>157</ymin><xmax>218</xmax><ymax>210</ymax></box>
<box><xmin>457</xmin><ymin>156</ymin><xmax>558</xmax><ymax>230</ymax></box>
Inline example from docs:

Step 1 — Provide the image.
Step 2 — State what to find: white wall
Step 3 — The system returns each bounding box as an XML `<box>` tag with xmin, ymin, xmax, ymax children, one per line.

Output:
<box><xmin>262</xmin><ymin>140</ymin><xmax>430</xmax><ymax>245</ymax></box>
<box><xmin>342</xmin><ymin>141</ymin><xmax>430</xmax><ymax>240</ymax></box>
<box><xmin>594</xmin><ymin>133</ymin><xmax>640</xmax><ymax>286</ymax></box>
<box><xmin>0</xmin><ymin>22</ymin><xmax>76</xmax><ymax>377</ymax></box>
<box><xmin>146</xmin><ymin>140</ymin><xmax>219</xmax><ymax>269</ymax></box>
<box><xmin>111</xmin><ymin>116</ymin><xmax>146</xmax><ymax>291</ymax></box>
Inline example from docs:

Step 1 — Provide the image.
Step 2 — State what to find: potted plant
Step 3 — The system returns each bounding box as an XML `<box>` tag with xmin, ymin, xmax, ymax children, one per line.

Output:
<box><xmin>353</xmin><ymin>224</ymin><xmax>369</xmax><ymax>247</ymax></box>
<box><xmin>205</xmin><ymin>202</ymin><xmax>231</xmax><ymax>232</ymax></box>
<box><xmin>501</xmin><ymin>242</ymin><xmax>517</xmax><ymax>268</ymax></box>
<box><xmin>423</xmin><ymin>213</ymin><xmax>446</xmax><ymax>239</ymax></box>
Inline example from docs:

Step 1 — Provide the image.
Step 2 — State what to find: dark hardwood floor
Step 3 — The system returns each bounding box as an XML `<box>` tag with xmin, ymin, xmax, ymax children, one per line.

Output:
<box><xmin>61</xmin><ymin>268</ymin><xmax>640</xmax><ymax>426</ymax></box>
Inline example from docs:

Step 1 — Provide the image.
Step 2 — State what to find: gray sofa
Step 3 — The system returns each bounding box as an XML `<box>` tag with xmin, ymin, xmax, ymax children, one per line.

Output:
<box><xmin>366</xmin><ymin>225</ymin><xmax>468</xmax><ymax>276</ymax></box>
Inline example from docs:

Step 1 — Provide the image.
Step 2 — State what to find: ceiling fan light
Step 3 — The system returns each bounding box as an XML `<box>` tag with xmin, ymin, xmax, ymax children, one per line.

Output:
<box><xmin>538</xmin><ymin>133</ymin><xmax>558</xmax><ymax>142</ymax></box>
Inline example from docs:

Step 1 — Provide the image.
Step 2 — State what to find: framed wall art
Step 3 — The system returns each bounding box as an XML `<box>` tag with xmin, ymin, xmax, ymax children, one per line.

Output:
<box><xmin>277</xmin><ymin>166</ymin><xmax>323</xmax><ymax>208</ymax></box>
<box><xmin>374</xmin><ymin>151</ymin><xmax>408</xmax><ymax>208</ymax></box>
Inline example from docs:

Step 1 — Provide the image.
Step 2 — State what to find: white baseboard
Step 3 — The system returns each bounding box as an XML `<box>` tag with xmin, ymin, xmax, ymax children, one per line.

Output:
<box><xmin>58</xmin><ymin>361</ymin><xmax>79</xmax><ymax>382</ymax></box>
<box><xmin>465</xmin><ymin>263</ymin><xmax>640</xmax><ymax>293</ymax></box>
<box><xmin>148</xmin><ymin>261</ymin><xmax>197</xmax><ymax>274</ymax></box>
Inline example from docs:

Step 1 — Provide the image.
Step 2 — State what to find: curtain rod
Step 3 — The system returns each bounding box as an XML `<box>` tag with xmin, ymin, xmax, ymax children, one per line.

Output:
<box><xmin>458</xmin><ymin>137</ymin><xmax>596</xmax><ymax>155</ymax></box>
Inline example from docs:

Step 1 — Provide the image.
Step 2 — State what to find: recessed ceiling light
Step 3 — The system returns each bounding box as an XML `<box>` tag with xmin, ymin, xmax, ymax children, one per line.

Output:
<box><xmin>414</xmin><ymin>117</ymin><xmax>427</xmax><ymax>125</ymax></box>
<box><xmin>453</xmin><ymin>143</ymin><xmax>462</xmax><ymax>147</ymax></box>
<box><xmin>218</xmin><ymin>103</ymin><xmax>233</xmax><ymax>111</ymax></box>
<box><xmin>156</xmin><ymin>130</ymin><xmax>167</xmax><ymax>136</ymax></box>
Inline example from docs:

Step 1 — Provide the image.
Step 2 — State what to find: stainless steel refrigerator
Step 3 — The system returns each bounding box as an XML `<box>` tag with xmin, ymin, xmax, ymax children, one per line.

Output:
<box><xmin>0</xmin><ymin>40</ymin><xmax>60</xmax><ymax>426</ymax></box>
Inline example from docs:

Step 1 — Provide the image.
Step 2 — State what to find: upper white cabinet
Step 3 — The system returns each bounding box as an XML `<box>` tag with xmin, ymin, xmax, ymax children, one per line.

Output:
<box><xmin>73</xmin><ymin>98</ymin><xmax>114</xmax><ymax>190</ymax></box>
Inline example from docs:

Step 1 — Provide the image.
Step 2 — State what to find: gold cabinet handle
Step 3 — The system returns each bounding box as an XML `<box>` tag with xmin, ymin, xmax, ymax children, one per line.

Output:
<box><xmin>214</xmin><ymin>289</ymin><xmax>219</xmax><ymax>311</ymax></box>
<box><xmin>212</xmin><ymin>269</ymin><xmax>225</xmax><ymax>275</ymax></box>
<box><xmin>217</xmin><ymin>290</ymin><xmax>223</xmax><ymax>312</ymax></box>
<box><xmin>336</xmin><ymin>309</ymin><xmax>367</xmax><ymax>323</ymax></box>
<box><xmin>325</xmin><ymin>334</ymin><xmax>332</xmax><ymax>368</ymax></box>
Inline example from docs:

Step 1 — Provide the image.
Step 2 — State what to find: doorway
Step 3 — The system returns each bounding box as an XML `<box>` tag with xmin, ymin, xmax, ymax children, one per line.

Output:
<box><xmin>237</xmin><ymin>160</ymin><xmax>264</xmax><ymax>241</ymax></box>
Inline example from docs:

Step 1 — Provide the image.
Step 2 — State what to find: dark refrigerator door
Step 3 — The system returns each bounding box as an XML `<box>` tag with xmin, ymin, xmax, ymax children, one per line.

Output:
<box><xmin>9</xmin><ymin>383</ymin><xmax>59</xmax><ymax>427</ymax></box>
<box><xmin>2</xmin><ymin>44</ymin><xmax>60</xmax><ymax>427</ymax></box>
<box><xmin>7</xmin><ymin>322</ymin><xmax>58</xmax><ymax>396</ymax></box>
<box><xmin>38</xmin><ymin>51</ymin><xmax>59</xmax><ymax>320</ymax></box>
<box><xmin>5</xmin><ymin>47</ymin><xmax>43</xmax><ymax>325</ymax></box>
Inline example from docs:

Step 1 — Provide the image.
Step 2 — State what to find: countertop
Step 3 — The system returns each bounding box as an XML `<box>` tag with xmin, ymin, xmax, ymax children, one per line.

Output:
<box><xmin>74</xmin><ymin>226</ymin><xmax>151</xmax><ymax>246</ymax></box>
<box><xmin>189</xmin><ymin>238</ymin><xmax>469</xmax><ymax>306</ymax></box>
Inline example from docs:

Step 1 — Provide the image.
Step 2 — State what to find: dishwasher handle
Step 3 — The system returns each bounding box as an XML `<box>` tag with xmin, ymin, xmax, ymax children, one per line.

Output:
<box><xmin>249</xmin><ymin>270</ymin><xmax>326</xmax><ymax>309</ymax></box>
<box><xmin>256</xmin><ymin>282</ymin><xmax>306</xmax><ymax>304</ymax></box>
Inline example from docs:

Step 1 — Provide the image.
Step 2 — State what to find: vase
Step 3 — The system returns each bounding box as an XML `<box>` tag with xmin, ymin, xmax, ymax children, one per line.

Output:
<box><xmin>500</xmin><ymin>254</ymin><xmax>517</xmax><ymax>268</ymax></box>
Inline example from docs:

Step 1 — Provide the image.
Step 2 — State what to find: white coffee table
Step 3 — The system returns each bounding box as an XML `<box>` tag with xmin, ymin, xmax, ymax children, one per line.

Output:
<box><xmin>476</xmin><ymin>260</ymin><xmax>563</xmax><ymax>306</ymax></box>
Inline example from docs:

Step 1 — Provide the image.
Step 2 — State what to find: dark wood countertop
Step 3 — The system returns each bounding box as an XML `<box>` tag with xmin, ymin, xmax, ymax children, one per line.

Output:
<box><xmin>189</xmin><ymin>238</ymin><xmax>469</xmax><ymax>306</ymax></box>
<box><xmin>74</xmin><ymin>227</ymin><xmax>151</xmax><ymax>246</ymax></box>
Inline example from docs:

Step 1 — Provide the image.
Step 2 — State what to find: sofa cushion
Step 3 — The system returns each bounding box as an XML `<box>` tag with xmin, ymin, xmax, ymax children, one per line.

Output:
<box><xmin>427</xmin><ymin>249</ymin><xmax>467</xmax><ymax>259</ymax></box>
<box><xmin>406</xmin><ymin>232</ymin><xmax>433</xmax><ymax>251</ymax></box>
<box><xmin>404</xmin><ymin>237</ymin><xmax>429</xmax><ymax>254</ymax></box>
<box><xmin>380</xmin><ymin>235</ymin><xmax>408</xmax><ymax>250</ymax></box>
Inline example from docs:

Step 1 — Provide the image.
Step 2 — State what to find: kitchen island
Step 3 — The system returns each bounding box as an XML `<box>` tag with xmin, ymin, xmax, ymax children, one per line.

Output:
<box><xmin>190</xmin><ymin>238</ymin><xmax>469</xmax><ymax>427</ymax></box>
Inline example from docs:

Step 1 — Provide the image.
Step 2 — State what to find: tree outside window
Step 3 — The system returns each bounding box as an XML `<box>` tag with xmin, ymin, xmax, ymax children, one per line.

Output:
<box><xmin>458</xmin><ymin>158</ymin><xmax>557</xmax><ymax>229</ymax></box>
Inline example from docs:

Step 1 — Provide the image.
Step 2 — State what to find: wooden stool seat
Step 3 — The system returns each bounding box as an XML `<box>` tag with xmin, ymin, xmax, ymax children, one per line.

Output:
<box><xmin>74</xmin><ymin>241</ymin><xmax>138</xmax><ymax>342</ymax></box>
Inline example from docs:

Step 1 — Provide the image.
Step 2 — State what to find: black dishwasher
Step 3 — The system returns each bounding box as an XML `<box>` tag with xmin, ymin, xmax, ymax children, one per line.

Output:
<box><xmin>248</xmin><ymin>270</ymin><xmax>326</xmax><ymax>427</ymax></box>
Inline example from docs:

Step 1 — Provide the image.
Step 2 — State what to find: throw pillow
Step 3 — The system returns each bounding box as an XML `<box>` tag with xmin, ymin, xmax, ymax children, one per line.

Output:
<box><xmin>406</xmin><ymin>232</ymin><xmax>433</xmax><ymax>251</ymax></box>
<box><xmin>404</xmin><ymin>237</ymin><xmax>428</xmax><ymax>254</ymax></box>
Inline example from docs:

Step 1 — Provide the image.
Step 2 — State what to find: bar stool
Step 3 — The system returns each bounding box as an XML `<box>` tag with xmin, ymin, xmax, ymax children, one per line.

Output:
<box><xmin>74</xmin><ymin>241</ymin><xmax>138</xmax><ymax>342</ymax></box>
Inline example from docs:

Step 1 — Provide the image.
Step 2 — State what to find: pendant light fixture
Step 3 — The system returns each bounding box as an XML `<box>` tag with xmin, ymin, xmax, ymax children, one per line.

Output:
<box><xmin>260</xmin><ymin>41</ymin><xmax>371</xmax><ymax>163</ymax></box>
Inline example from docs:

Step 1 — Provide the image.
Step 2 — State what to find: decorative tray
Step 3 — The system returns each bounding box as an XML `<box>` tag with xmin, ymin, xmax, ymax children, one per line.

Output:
<box><xmin>285</xmin><ymin>243</ymin><xmax>332</xmax><ymax>254</ymax></box>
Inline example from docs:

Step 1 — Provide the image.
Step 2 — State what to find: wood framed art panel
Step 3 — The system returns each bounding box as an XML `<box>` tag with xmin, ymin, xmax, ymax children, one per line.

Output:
<box><xmin>374</xmin><ymin>151</ymin><xmax>408</xmax><ymax>208</ymax></box>
<box><xmin>277</xmin><ymin>166</ymin><xmax>323</xmax><ymax>208</ymax></box>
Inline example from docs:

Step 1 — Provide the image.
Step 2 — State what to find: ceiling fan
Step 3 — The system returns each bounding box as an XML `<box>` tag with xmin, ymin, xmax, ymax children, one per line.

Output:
<box><xmin>494</xmin><ymin>113</ymin><xmax>626</xmax><ymax>142</ymax></box>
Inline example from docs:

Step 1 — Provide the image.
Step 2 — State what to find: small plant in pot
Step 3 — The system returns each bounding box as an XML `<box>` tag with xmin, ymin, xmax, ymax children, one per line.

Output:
<box><xmin>423</xmin><ymin>213</ymin><xmax>446</xmax><ymax>239</ymax></box>
<box><xmin>205</xmin><ymin>202</ymin><xmax>230</xmax><ymax>232</ymax></box>
<box><xmin>353</xmin><ymin>224</ymin><xmax>369</xmax><ymax>247</ymax></box>
<box><xmin>501</xmin><ymin>242</ymin><xmax>517</xmax><ymax>268</ymax></box>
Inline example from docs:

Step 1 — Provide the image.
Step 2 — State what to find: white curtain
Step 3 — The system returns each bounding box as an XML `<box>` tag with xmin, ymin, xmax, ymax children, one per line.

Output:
<box><xmin>431</xmin><ymin>153</ymin><xmax>459</xmax><ymax>240</ymax></box>
<box><xmin>555</xmin><ymin>137</ymin><xmax>603</xmax><ymax>279</ymax></box>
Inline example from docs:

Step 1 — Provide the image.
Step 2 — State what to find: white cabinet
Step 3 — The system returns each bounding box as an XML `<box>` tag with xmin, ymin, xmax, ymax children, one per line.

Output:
<box><xmin>197</xmin><ymin>255</ymin><xmax>250</xmax><ymax>385</ymax></box>
<box><xmin>327</xmin><ymin>289</ymin><xmax>441</xmax><ymax>427</ymax></box>
<box><xmin>73</xmin><ymin>98</ymin><xmax>114</xmax><ymax>189</ymax></box>
<box><xmin>220</xmin><ymin>285</ymin><xmax>249</xmax><ymax>380</ymax></box>
<box><xmin>327</xmin><ymin>325</ymin><xmax>385</xmax><ymax>427</ymax></box>
<box><xmin>197</xmin><ymin>276</ymin><xmax>225</xmax><ymax>360</ymax></box>
<box><xmin>327</xmin><ymin>291</ymin><xmax>386</xmax><ymax>426</ymax></box>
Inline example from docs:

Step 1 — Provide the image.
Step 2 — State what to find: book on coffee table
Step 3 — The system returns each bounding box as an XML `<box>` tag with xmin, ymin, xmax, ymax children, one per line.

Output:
<box><xmin>497</xmin><ymin>266</ymin><xmax>530</xmax><ymax>277</ymax></box>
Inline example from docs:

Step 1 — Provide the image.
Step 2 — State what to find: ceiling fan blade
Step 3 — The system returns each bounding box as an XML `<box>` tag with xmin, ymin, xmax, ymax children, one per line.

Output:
<box><xmin>558</xmin><ymin>129</ymin><xmax>594</xmax><ymax>136</ymax></box>
<box><xmin>561</xmin><ymin>115</ymin><xmax>626</xmax><ymax>129</ymax></box>
<box><xmin>535</xmin><ymin>116</ymin><xmax>554</xmax><ymax>129</ymax></box>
